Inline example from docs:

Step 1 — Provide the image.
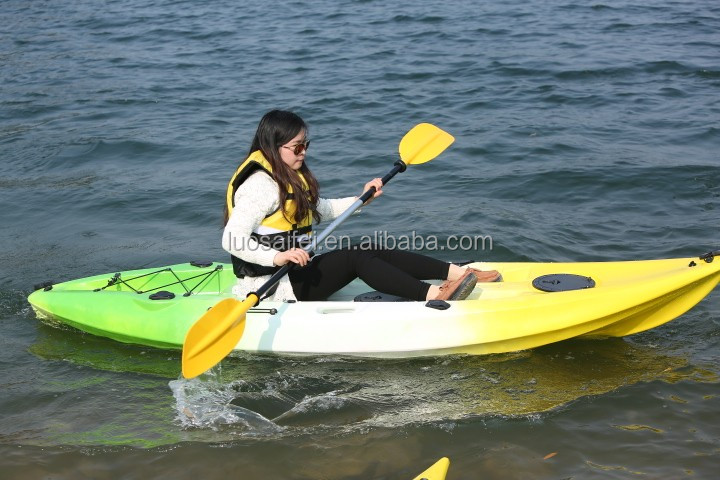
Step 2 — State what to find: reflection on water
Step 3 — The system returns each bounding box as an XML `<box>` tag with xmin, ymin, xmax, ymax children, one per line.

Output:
<box><xmin>29</xmin><ymin>322</ymin><xmax>182</xmax><ymax>377</ymax></box>
<box><xmin>26</xmin><ymin>323</ymin><xmax>717</xmax><ymax>447</ymax></box>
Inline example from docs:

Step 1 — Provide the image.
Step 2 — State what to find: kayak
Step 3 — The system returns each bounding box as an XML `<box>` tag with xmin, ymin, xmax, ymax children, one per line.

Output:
<box><xmin>27</xmin><ymin>251</ymin><xmax>720</xmax><ymax>356</ymax></box>
<box><xmin>413</xmin><ymin>457</ymin><xmax>449</xmax><ymax>480</ymax></box>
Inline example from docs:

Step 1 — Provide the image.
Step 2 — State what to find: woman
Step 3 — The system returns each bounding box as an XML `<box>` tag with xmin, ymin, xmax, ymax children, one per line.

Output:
<box><xmin>222</xmin><ymin>110</ymin><xmax>499</xmax><ymax>303</ymax></box>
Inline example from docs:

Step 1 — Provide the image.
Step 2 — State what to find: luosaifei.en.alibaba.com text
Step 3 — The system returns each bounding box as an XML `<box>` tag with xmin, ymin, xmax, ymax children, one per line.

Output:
<box><xmin>224</xmin><ymin>231</ymin><xmax>493</xmax><ymax>252</ymax></box>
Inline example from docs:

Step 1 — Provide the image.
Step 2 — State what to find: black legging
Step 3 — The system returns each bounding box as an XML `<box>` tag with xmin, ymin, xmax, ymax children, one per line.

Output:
<box><xmin>288</xmin><ymin>247</ymin><xmax>450</xmax><ymax>301</ymax></box>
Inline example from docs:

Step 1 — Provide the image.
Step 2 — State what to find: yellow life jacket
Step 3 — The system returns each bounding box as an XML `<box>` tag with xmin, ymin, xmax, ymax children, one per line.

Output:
<box><xmin>226</xmin><ymin>150</ymin><xmax>313</xmax><ymax>278</ymax></box>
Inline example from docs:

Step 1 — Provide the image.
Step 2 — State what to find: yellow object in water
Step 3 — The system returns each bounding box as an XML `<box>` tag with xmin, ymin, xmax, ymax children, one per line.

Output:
<box><xmin>412</xmin><ymin>457</ymin><xmax>450</xmax><ymax>480</ymax></box>
<box><xmin>27</xmin><ymin>253</ymin><xmax>720</xmax><ymax>359</ymax></box>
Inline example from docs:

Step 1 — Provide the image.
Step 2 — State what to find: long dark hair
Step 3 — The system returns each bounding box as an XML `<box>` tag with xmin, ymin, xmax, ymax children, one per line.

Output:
<box><xmin>224</xmin><ymin>110</ymin><xmax>320</xmax><ymax>225</ymax></box>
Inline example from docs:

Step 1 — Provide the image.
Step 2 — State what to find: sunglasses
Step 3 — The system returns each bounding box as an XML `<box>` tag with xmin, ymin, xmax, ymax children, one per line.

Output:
<box><xmin>281</xmin><ymin>140</ymin><xmax>310</xmax><ymax>155</ymax></box>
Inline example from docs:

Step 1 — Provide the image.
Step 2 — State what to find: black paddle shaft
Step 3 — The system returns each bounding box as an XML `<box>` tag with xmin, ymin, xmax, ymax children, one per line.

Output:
<box><xmin>358</xmin><ymin>160</ymin><xmax>407</xmax><ymax>204</ymax></box>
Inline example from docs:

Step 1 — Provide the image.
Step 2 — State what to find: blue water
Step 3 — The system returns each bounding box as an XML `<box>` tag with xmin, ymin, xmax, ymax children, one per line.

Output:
<box><xmin>1</xmin><ymin>0</ymin><xmax>719</xmax><ymax>478</ymax></box>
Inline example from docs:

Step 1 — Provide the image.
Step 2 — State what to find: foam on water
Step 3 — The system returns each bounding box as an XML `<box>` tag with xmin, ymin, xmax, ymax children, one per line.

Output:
<box><xmin>170</xmin><ymin>373</ymin><xmax>283</xmax><ymax>435</ymax></box>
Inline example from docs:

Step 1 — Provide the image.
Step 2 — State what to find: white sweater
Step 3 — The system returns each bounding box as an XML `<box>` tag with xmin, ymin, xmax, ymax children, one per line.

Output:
<box><xmin>222</xmin><ymin>171</ymin><xmax>357</xmax><ymax>301</ymax></box>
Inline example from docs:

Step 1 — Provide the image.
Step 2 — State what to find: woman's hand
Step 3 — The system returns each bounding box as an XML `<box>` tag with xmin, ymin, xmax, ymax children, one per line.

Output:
<box><xmin>273</xmin><ymin>248</ymin><xmax>311</xmax><ymax>267</ymax></box>
<box><xmin>360</xmin><ymin>178</ymin><xmax>383</xmax><ymax>205</ymax></box>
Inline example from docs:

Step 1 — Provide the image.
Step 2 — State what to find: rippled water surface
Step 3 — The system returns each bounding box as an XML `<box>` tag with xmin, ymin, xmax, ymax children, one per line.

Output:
<box><xmin>2</xmin><ymin>0</ymin><xmax>719</xmax><ymax>478</ymax></box>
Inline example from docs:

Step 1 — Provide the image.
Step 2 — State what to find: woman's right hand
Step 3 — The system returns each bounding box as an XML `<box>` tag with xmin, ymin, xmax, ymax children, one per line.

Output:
<box><xmin>273</xmin><ymin>248</ymin><xmax>311</xmax><ymax>267</ymax></box>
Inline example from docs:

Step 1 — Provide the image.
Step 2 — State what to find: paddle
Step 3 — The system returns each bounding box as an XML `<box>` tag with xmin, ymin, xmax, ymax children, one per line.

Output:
<box><xmin>181</xmin><ymin>123</ymin><xmax>455</xmax><ymax>378</ymax></box>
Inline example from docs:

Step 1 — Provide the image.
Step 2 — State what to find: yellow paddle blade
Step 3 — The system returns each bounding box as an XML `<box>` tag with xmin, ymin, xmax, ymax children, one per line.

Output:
<box><xmin>412</xmin><ymin>457</ymin><xmax>450</xmax><ymax>480</ymax></box>
<box><xmin>181</xmin><ymin>295</ymin><xmax>256</xmax><ymax>379</ymax></box>
<box><xmin>399</xmin><ymin>123</ymin><xmax>454</xmax><ymax>165</ymax></box>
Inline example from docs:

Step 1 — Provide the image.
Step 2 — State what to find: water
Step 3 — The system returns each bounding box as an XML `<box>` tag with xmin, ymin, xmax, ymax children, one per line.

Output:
<box><xmin>1</xmin><ymin>0</ymin><xmax>719</xmax><ymax>478</ymax></box>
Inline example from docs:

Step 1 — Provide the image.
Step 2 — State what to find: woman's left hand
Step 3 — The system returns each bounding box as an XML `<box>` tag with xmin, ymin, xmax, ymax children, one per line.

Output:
<box><xmin>360</xmin><ymin>178</ymin><xmax>383</xmax><ymax>205</ymax></box>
